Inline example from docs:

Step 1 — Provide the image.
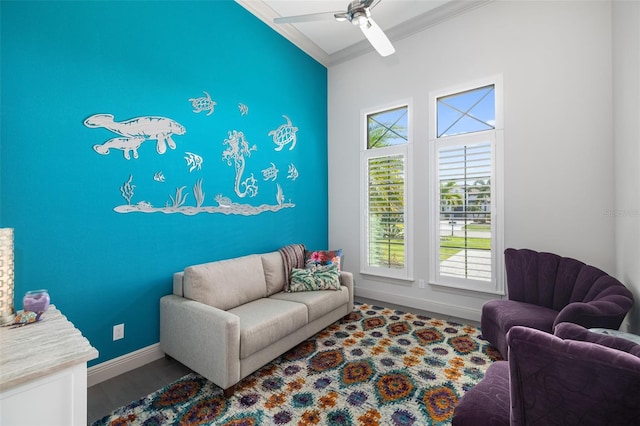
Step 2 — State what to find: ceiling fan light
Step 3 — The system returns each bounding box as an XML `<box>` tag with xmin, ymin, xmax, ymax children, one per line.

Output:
<box><xmin>352</xmin><ymin>13</ymin><xmax>369</xmax><ymax>28</ymax></box>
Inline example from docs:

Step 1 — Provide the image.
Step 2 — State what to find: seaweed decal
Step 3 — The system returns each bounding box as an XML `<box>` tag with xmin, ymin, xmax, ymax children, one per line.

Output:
<box><xmin>120</xmin><ymin>175</ymin><xmax>135</xmax><ymax>205</ymax></box>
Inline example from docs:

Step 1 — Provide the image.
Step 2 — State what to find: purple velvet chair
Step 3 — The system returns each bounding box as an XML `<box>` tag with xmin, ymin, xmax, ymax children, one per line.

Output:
<box><xmin>481</xmin><ymin>248</ymin><xmax>634</xmax><ymax>359</ymax></box>
<box><xmin>452</xmin><ymin>323</ymin><xmax>640</xmax><ymax>426</ymax></box>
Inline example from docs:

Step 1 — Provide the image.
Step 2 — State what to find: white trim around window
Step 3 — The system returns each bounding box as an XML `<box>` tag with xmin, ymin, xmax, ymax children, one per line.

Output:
<box><xmin>360</xmin><ymin>100</ymin><xmax>414</xmax><ymax>281</ymax></box>
<box><xmin>428</xmin><ymin>76</ymin><xmax>504</xmax><ymax>295</ymax></box>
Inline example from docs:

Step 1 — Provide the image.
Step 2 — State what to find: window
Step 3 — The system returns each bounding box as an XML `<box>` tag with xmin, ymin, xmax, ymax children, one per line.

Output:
<box><xmin>361</xmin><ymin>103</ymin><xmax>413</xmax><ymax>280</ymax></box>
<box><xmin>429</xmin><ymin>78</ymin><xmax>503</xmax><ymax>294</ymax></box>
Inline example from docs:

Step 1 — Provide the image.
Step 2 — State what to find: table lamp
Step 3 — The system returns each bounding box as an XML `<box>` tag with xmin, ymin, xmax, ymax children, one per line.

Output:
<box><xmin>0</xmin><ymin>228</ymin><xmax>16</xmax><ymax>325</ymax></box>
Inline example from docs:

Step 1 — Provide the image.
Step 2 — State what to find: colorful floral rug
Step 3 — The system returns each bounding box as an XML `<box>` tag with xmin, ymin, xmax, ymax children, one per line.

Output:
<box><xmin>93</xmin><ymin>303</ymin><xmax>502</xmax><ymax>426</ymax></box>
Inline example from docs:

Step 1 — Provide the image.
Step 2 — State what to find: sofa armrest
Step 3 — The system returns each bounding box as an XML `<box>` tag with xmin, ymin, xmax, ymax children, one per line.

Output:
<box><xmin>553</xmin><ymin>299</ymin><xmax>631</xmax><ymax>330</ymax></box>
<box><xmin>160</xmin><ymin>295</ymin><xmax>240</xmax><ymax>390</ymax></box>
<box><xmin>340</xmin><ymin>271</ymin><xmax>355</xmax><ymax>312</ymax></box>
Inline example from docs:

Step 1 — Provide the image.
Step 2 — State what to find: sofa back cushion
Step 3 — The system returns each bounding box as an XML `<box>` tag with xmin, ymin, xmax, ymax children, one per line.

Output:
<box><xmin>183</xmin><ymin>254</ymin><xmax>268</xmax><ymax>310</ymax></box>
<box><xmin>261</xmin><ymin>251</ymin><xmax>286</xmax><ymax>296</ymax></box>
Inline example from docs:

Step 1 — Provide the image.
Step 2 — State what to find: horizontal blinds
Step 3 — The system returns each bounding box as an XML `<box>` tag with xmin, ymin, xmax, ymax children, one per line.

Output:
<box><xmin>368</xmin><ymin>154</ymin><xmax>405</xmax><ymax>269</ymax></box>
<box><xmin>438</xmin><ymin>143</ymin><xmax>492</xmax><ymax>281</ymax></box>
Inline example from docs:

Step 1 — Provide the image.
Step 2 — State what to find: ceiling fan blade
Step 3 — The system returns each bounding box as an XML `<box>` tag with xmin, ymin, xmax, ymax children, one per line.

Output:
<box><xmin>360</xmin><ymin>18</ymin><xmax>395</xmax><ymax>57</ymax></box>
<box><xmin>274</xmin><ymin>11</ymin><xmax>344</xmax><ymax>24</ymax></box>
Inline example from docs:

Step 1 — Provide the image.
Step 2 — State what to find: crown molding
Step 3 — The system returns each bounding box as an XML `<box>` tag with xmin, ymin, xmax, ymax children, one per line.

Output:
<box><xmin>235</xmin><ymin>0</ymin><xmax>331</xmax><ymax>66</ymax></box>
<box><xmin>328</xmin><ymin>0</ymin><xmax>493</xmax><ymax>66</ymax></box>
<box><xmin>236</xmin><ymin>0</ymin><xmax>493</xmax><ymax>68</ymax></box>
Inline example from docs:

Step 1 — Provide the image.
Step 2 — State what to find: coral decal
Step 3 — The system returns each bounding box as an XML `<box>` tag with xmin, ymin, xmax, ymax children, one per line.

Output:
<box><xmin>269</xmin><ymin>115</ymin><xmax>298</xmax><ymax>151</ymax></box>
<box><xmin>86</xmin><ymin>114</ymin><xmax>186</xmax><ymax>157</ymax></box>
<box><xmin>222</xmin><ymin>130</ymin><xmax>258</xmax><ymax>198</ymax></box>
<box><xmin>184</xmin><ymin>152</ymin><xmax>203</xmax><ymax>172</ymax></box>
<box><xmin>189</xmin><ymin>91</ymin><xmax>216</xmax><ymax>116</ymax></box>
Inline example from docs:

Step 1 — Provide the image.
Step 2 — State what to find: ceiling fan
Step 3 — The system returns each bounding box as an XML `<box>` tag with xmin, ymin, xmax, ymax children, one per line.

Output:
<box><xmin>273</xmin><ymin>0</ymin><xmax>395</xmax><ymax>57</ymax></box>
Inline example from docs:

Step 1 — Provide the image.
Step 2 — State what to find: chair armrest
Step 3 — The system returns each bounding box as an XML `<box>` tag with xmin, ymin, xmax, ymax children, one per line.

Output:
<box><xmin>553</xmin><ymin>298</ymin><xmax>631</xmax><ymax>330</ymax></box>
<box><xmin>339</xmin><ymin>271</ymin><xmax>355</xmax><ymax>312</ymax></box>
<box><xmin>160</xmin><ymin>295</ymin><xmax>240</xmax><ymax>390</ymax></box>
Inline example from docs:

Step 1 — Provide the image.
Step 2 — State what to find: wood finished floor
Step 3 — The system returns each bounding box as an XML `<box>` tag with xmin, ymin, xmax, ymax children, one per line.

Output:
<box><xmin>87</xmin><ymin>298</ymin><xmax>480</xmax><ymax>424</ymax></box>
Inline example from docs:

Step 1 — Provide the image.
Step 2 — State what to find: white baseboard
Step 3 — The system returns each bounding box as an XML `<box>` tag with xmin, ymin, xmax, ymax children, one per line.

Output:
<box><xmin>354</xmin><ymin>287</ymin><xmax>482</xmax><ymax>323</ymax></box>
<box><xmin>87</xmin><ymin>343</ymin><xmax>165</xmax><ymax>387</ymax></box>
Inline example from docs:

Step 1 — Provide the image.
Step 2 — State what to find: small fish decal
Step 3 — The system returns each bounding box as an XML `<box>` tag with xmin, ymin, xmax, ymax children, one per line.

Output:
<box><xmin>287</xmin><ymin>163</ymin><xmax>299</xmax><ymax>181</ymax></box>
<box><xmin>238</xmin><ymin>103</ymin><xmax>249</xmax><ymax>116</ymax></box>
<box><xmin>185</xmin><ymin>152</ymin><xmax>203</xmax><ymax>172</ymax></box>
<box><xmin>153</xmin><ymin>171</ymin><xmax>166</xmax><ymax>182</ymax></box>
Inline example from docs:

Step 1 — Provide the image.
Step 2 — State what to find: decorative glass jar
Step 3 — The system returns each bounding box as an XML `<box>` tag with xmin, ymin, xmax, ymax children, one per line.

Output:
<box><xmin>22</xmin><ymin>289</ymin><xmax>50</xmax><ymax>313</ymax></box>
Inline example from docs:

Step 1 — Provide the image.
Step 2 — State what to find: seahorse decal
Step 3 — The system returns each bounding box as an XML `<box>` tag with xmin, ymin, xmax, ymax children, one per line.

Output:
<box><xmin>221</xmin><ymin>130</ymin><xmax>258</xmax><ymax>198</ymax></box>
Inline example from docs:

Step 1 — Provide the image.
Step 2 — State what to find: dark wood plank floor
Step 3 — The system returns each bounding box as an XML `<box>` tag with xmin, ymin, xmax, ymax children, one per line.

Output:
<box><xmin>87</xmin><ymin>356</ymin><xmax>193</xmax><ymax>424</ymax></box>
<box><xmin>87</xmin><ymin>298</ymin><xmax>480</xmax><ymax>424</ymax></box>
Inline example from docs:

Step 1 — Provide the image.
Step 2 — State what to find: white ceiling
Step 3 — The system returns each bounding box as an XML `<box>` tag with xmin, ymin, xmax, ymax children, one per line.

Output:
<box><xmin>236</xmin><ymin>0</ymin><xmax>492</xmax><ymax>66</ymax></box>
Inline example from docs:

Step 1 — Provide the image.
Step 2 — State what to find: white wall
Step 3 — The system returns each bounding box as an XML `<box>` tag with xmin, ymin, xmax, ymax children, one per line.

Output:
<box><xmin>328</xmin><ymin>1</ymin><xmax>615</xmax><ymax>321</ymax></box>
<box><xmin>613</xmin><ymin>0</ymin><xmax>640</xmax><ymax>333</ymax></box>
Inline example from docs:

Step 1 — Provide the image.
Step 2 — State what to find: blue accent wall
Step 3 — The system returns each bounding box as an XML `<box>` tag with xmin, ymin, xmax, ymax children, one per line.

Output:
<box><xmin>1</xmin><ymin>0</ymin><xmax>327</xmax><ymax>365</ymax></box>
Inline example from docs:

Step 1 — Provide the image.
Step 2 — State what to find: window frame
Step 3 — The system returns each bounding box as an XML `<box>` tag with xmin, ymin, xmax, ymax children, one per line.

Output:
<box><xmin>428</xmin><ymin>76</ymin><xmax>504</xmax><ymax>295</ymax></box>
<box><xmin>360</xmin><ymin>100</ymin><xmax>414</xmax><ymax>281</ymax></box>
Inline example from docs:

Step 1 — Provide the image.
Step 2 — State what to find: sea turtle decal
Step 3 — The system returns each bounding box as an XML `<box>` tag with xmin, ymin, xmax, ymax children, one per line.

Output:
<box><xmin>189</xmin><ymin>91</ymin><xmax>216</xmax><ymax>116</ymax></box>
<box><xmin>269</xmin><ymin>115</ymin><xmax>298</xmax><ymax>151</ymax></box>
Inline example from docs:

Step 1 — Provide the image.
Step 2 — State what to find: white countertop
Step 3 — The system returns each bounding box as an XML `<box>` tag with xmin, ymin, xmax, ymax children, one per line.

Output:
<box><xmin>0</xmin><ymin>305</ymin><xmax>99</xmax><ymax>390</ymax></box>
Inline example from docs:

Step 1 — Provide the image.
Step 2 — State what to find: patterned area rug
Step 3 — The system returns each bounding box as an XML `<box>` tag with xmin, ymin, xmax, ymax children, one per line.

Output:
<box><xmin>93</xmin><ymin>303</ymin><xmax>502</xmax><ymax>426</ymax></box>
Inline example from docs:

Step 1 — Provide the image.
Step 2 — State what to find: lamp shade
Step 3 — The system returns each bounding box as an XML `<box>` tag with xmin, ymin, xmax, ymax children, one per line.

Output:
<box><xmin>0</xmin><ymin>228</ymin><xmax>16</xmax><ymax>325</ymax></box>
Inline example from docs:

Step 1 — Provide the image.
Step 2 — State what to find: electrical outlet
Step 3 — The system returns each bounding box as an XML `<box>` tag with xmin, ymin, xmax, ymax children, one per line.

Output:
<box><xmin>113</xmin><ymin>323</ymin><xmax>125</xmax><ymax>341</ymax></box>
<box><xmin>418</xmin><ymin>279</ymin><xmax>425</xmax><ymax>289</ymax></box>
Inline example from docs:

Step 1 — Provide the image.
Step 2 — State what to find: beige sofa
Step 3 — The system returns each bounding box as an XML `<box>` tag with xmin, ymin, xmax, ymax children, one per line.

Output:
<box><xmin>160</xmin><ymin>250</ymin><xmax>354</xmax><ymax>396</ymax></box>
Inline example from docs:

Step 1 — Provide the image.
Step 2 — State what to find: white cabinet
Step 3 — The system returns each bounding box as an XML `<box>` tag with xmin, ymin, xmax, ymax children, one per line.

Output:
<box><xmin>0</xmin><ymin>306</ymin><xmax>98</xmax><ymax>426</ymax></box>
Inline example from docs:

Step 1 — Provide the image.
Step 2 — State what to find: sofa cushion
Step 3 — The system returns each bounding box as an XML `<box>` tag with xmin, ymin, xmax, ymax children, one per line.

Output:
<box><xmin>288</xmin><ymin>264</ymin><xmax>341</xmax><ymax>292</ymax></box>
<box><xmin>228</xmin><ymin>298</ymin><xmax>308</xmax><ymax>359</ymax></box>
<box><xmin>481</xmin><ymin>299</ymin><xmax>557</xmax><ymax>358</ymax></box>
<box><xmin>261</xmin><ymin>251</ymin><xmax>286</xmax><ymax>296</ymax></box>
<box><xmin>270</xmin><ymin>286</ymin><xmax>348</xmax><ymax>322</ymax></box>
<box><xmin>183</xmin><ymin>254</ymin><xmax>267</xmax><ymax>311</ymax></box>
<box><xmin>305</xmin><ymin>249</ymin><xmax>342</xmax><ymax>271</ymax></box>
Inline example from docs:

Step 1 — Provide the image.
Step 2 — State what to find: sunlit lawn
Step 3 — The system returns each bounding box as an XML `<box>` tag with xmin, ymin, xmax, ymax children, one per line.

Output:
<box><xmin>440</xmin><ymin>236</ymin><xmax>491</xmax><ymax>261</ymax></box>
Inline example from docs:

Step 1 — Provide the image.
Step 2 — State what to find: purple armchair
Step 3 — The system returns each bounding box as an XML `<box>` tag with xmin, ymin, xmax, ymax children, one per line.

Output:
<box><xmin>481</xmin><ymin>248</ymin><xmax>634</xmax><ymax>358</ymax></box>
<box><xmin>452</xmin><ymin>323</ymin><xmax>640</xmax><ymax>426</ymax></box>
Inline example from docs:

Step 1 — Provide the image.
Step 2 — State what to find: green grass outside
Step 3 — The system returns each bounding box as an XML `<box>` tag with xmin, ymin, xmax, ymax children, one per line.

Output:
<box><xmin>440</xmin><ymin>236</ymin><xmax>491</xmax><ymax>262</ymax></box>
<box><xmin>371</xmin><ymin>234</ymin><xmax>492</xmax><ymax>265</ymax></box>
<box><xmin>461</xmin><ymin>223</ymin><xmax>491</xmax><ymax>231</ymax></box>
